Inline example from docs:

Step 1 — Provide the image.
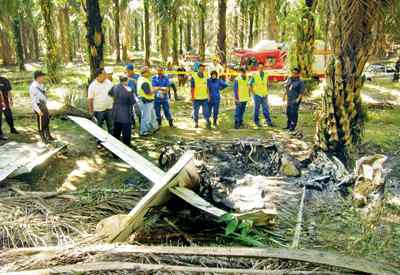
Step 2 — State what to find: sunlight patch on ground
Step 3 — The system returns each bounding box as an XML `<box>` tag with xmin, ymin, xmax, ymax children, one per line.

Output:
<box><xmin>364</xmin><ymin>83</ymin><xmax>400</xmax><ymax>105</ymax></box>
<box><xmin>361</xmin><ymin>94</ymin><xmax>380</xmax><ymax>104</ymax></box>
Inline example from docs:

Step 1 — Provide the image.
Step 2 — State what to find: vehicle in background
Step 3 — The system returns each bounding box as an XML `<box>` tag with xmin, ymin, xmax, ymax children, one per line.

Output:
<box><xmin>230</xmin><ymin>40</ymin><xmax>330</xmax><ymax>82</ymax></box>
<box><xmin>364</xmin><ymin>63</ymin><xmax>396</xmax><ymax>81</ymax></box>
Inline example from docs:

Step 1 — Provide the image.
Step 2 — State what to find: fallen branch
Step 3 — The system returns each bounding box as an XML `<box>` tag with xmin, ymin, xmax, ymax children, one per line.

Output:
<box><xmin>3</xmin><ymin>261</ymin><xmax>348</xmax><ymax>275</ymax></box>
<box><xmin>1</xmin><ymin>244</ymin><xmax>397</xmax><ymax>274</ymax></box>
<box><xmin>291</xmin><ymin>186</ymin><xmax>307</xmax><ymax>248</ymax></box>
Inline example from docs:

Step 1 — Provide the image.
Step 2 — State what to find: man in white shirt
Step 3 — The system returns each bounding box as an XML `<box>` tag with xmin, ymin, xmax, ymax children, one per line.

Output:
<box><xmin>29</xmin><ymin>71</ymin><xmax>55</xmax><ymax>143</ymax></box>
<box><xmin>88</xmin><ymin>68</ymin><xmax>114</xmax><ymax>147</ymax></box>
<box><xmin>208</xmin><ymin>57</ymin><xmax>224</xmax><ymax>76</ymax></box>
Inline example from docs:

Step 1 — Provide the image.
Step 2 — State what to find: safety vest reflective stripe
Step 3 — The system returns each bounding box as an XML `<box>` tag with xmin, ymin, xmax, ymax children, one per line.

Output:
<box><xmin>253</xmin><ymin>73</ymin><xmax>268</xmax><ymax>96</ymax></box>
<box><xmin>137</xmin><ymin>77</ymin><xmax>154</xmax><ymax>100</ymax></box>
<box><xmin>237</xmin><ymin>77</ymin><xmax>250</xmax><ymax>102</ymax></box>
<box><xmin>193</xmin><ymin>74</ymin><xmax>208</xmax><ymax>100</ymax></box>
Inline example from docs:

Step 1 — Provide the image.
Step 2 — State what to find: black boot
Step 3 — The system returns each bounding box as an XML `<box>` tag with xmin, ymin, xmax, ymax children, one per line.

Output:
<box><xmin>39</xmin><ymin>131</ymin><xmax>49</xmax><ymax>144</ymax></box>
<box><xmin>168</xmin><ymin>119</ymin><xmax>175</xmax><ymax>128</ymax></box>
<box><xmin>157</xmin><ymin>118</ymin><xmax>162</xmax><ymax>127</ymax></box>
<box><xmin>206</xmin><ymin>120</ymin><xmax>211</xmax><ymax>129</ymax></box>
<box><xmin>45</xmin><ymin>129</ymin><xmax>56</xmax><ymax>141</ymax></box>
<box><xmin>4</xmin><ymin>109</ymin><xmax>18</xmax><ymax>134</ymax></box>
<box><xmin>213</xmin><ymin>118</ymin><xmax>218</xmax><ymax>127</ymax></box>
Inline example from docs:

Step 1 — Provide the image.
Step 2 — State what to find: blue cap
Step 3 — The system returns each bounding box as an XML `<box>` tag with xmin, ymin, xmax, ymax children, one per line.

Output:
<box><xmin>126</xmin><ymin>64</ymin><xmax>134</xmax><ymax>70</ymax></box>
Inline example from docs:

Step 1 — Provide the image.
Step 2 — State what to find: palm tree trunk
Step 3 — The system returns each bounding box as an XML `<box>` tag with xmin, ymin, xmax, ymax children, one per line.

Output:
<box><xmin>315</xmin><ymin>0</ymin><xmax>385</xmax><ymax>166</ymax></box>
<box><xmin>295</xmin><ymin>0</ymin><xmax>317</xmax><ymax>79</ymax></box>
<box><xmin>217</xmin><ymin>0</ymin><xmax>226</xmax><ymax>64</ymax></box>
<box><xmin>247</xmin><ymin>9</ymin><xmax>254</xmax><ymax>48</ymax></box>
<box><xmin>0</xmin><ymin>23</ymin><xmax>14</xmax><ymax>65</ymax></box>
<box><xmin>58</xmin><ymin>8</ymin><xmax>68</xmax><ymax>64</ymax></box>
<box><xmin>185</xmin><ymin>13</ymin><xmax>192</xmax><ymax>52</ymax></box>
<box><xmin>265</xmin><ymin>0</ymin><xmax>279</xmax><ymax>40</ymax></box>
<box><xmin>179</xmin><ymin>19</ymin><xmax>183</xmax><ymax>55</ymax></box>
<box><xmin>198</xmin><ymin>0</ymin><xmax>206</xmax><ymax>61</ymax></box>
<box><xmin>233</xmin><ymin>8</ymin><xmax>239</xmax><ymax>48</ymax></box>
<box><xmin>12</xmin><ymin>14</ymin><xmax>25</xmax><ymax>71</ymax></box>
<box><xmin>160</xmin><ymin>23</ymin><xmax>169</xmax><ymax>63</ymax></box>
<box><xmin>85</xmin><ymin>0</ymin><xmax>104</xmax><ymax>82</ymax></box>
<box><xmin>134</xmin><ymin>17</ymin><xmax>139</xmax><ymax>51</ymax></box>
<box><xmin>113</xmin><ymin>0</ymin><xmax>121</xmax><ymax>63</ymax></box>
<box><xmin>143</xmin><ymin>0</ymin><xmax>151</xmax><ymax>66</ymax></box>
<box><xmin>171</xmin><ymin>14</ymin><xmax>179</xmax><ymax>65</ymax></box>
<box><xmin>239</xmin><ymin>3</ymin><xmax>246</xmax><ymax>48</ymax></box>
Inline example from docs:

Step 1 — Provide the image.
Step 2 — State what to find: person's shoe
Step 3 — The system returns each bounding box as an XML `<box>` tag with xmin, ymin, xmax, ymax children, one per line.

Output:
<box><xmin>255</xmin><ymin>122</ymin><xmax>261</xmax><ymax>128</ymax></box>
<box><xmin>195</xmin><ymin>122</ymin><xmax>199</xmax><ymax>128</ymax></box>
<box><xmin>288</xmin><ymin>128</ymin><xmax>296</xmax><ymax>133</ymax></box>
<box><xmin>45</xmin><ymin>130</ymin><xmax>56</xmax><ymax>141</ymax></box>
<box><xmin>40</xmin><ymin>133</ymin><xmax>49</xmax><ymax>144</ymax></box>
<box><xmin>282</xmin><ymin>126</ymin><xmax>290</xmax><ymax>130</ymax></box>
<box><xmin>234</xmin><ymin>122</ymin><xmax>240</xmax><ymax>129</ymax></box>
<box><xmin>0</xmin><ymin>134</ymin><xmax>8</xmax><ymax>141</ymax></box>
<box><xmin>213</xmin><ymin>119</ymin><xmax>218</xmax><ymax>127</ymax></box>
<box><xmin>266</xmin><ymin>122</ymin><xmax>275</xmax><ymax>127</ymax></box>
<box><xmin>10</xmin><ymin>128</ymin><xmax>19</xmax><ymax>134</ymax></box>
<box><xmin>157</xmin><ymin>119</ymin><xmax>162</xmax><ymax>126</ymax></box>
<box><xmin>168</xmin><ymin>119</ymin><xmax>175</xmax><ymax>128</ymax></box>
<box><xmin>206</xmin><ymin>120</ymin><xmax>211</xmax><ymax>129</ymax></box>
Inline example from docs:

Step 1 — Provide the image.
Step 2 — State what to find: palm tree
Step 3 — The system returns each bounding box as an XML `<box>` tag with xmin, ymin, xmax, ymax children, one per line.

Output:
<box><xmin>143</xmin><ymin>0</ymin><xmax>151</xmax><ymax>66</ymax></box>
<box><xmin>39</xmin><ymin>0</ymin><xmax>58</xmax><ymax>82</ymax></box>
<box><xmin>113</xmin><ymin>0</ymin><xmax>121</xmax><ymax>63</ymax></box>
<box><xmin>217</xmin><ymin>0</ymin><xmax>227</xmax><ymax>63</ymax></box>
<box><xmin>84</xmin><ymin>0</ymin><xmax>104</xmax><ymax>82</ymax></box>
<box><xmin>315</xmin><ymin>0</ymin><xmax>394</xmax><ymax>166</ymax></box>
<box><xmin>265</xmin><ymin>0</ymin><xmax>279</xmax><ymax>40</ymax></box>
<box><xmin>294</xmin><ymin>0</ymin><xmax>317</xmax><ymax>79</ymax></box>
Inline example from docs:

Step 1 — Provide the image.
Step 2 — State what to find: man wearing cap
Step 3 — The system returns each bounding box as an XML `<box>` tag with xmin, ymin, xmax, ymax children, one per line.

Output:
<box><xmin>104</xmin><ymin>66</ymin><xmax>114</xmax><ymax>82</ymax></box>
<box><xmin>283</xmin><ymin>68</ymin><xmax>305</xmax><ymax>132</ymax></box>
<box><xmin>152</xmin><ymin>66</ymin><xmax>174</xmax><ymax>128</ymax></box>
<box><xmin>137</xmin><ymin>67</ymin><xmax>158</xmax><ymax>136</ymax></box>
<box><xmin>249</xmin><ymin>62</ymin><xmax>274</xmax><ymax>127</ymax></box>
<box><xmin>190</xmin><ymin>64</ymin><xmax>211</xmax><ymax>129</ymax></box>
<box><xmin>29</xmin><ymin>71</ymin><xmax>55</xmax><ymax>143</ymax></box>
<box><xmin>88</xmin><ymin>68</ymin><xmax>114</xmax><ymax>147</ymax></box>
<box><xmin>109</xmin><ymin>75</ymin><xmax>136</xmax><ymax>146</ymax></box>
<box><xmin>0</xmin><ymin>75</ymin><xmax>18</xmax><ymax>140</ymax></box>
<box><xmin>126</xmin><ymin>64</ymin><xmax>141</xmax><ymax>128</ymax></box>
<box><xmin>233</xmin><ymin>68</ymin><xmax>250</xmax><ymax>129</ymax></box>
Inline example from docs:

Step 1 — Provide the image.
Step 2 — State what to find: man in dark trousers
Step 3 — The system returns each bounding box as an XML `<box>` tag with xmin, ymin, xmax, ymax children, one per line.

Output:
<box><xmin>0</xmin><ymin>76</ymin><xmax>18</xmax><ymax>138</ymax></box>
<box><xmin>283</xmin><ymin>68</ymin><xmax>305</xmax><ymax>132</ymax></box>
<box><xmin>109</xmin><ymin>76</ymin><xmax>136</xmax><ymax>146</ymax></box>
<box><xmin>29</xmin><ymin>71</ymin><xmax>55</xmax><ymax>143</ymax></box>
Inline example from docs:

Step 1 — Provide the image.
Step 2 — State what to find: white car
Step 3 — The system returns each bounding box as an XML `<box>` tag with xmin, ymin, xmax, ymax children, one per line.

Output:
<box><xmin>364</xmin><ymin>63</ymin><xmax>396</xmax><ymax>81</ymax></box>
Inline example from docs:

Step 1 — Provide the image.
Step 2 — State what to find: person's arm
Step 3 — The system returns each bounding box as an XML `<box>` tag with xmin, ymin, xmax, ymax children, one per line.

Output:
<box><xmin>31</xmin><ymin>88</ymin><xmax>42</xmax><ymax>115</ymax></box>
<box><xmin>220</xmin><ymin>79</ymin><xmax>228</xmax><ymax>90</ymax></box>
<box><xmin>233</xmin><ymin>80</ymin><xmax>239</xmax><ymax>103</ymax></box>
<box><xmin>0</xmin><ymin>91</ymin><xmax>4</xmax><ymax>110</ymax></box>
<box><xmin>142</xmin><ymin>82</ymin><xmax>152</xmax><ymax>95</ymax></box>
<box><xmin>87</xmin><ymin>85</ymin><xmax>94</xmax><ymax>114</ymax></box>
<box><xmin>6</xmin><ymin>79</ymin><xmax>12</xmax><ymax>106</ymax></box>
<box><xmin>298</xmin><ymin>81</ymin><xmax>306</xmax><ymax>103</ymax></box>
<box><xmin>248</xmin><ymin>77</ymin><xmax>254</xmax><ymax>95</ymax></box>
<box><xmin>190</xmin><ymin>77</ymin><xmax>195</xmax><ymax>101</ymax></box>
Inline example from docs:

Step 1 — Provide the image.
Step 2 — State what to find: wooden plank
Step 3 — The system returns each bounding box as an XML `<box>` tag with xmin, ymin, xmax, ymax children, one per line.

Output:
<box><xmin>1</xmin><ymin>245</ymin><xmax>397</xmax><ymax>275</ymax></box>
<box><xmin>169</xmin><ymin>186</ymin><xmax>277</xmax><ymax>225</ymax></box>
<box><xmin>68</xmin><ymin>116</ymin><xmax>165</xmax><ymax>183</ymax></box>
<box><xmin>3</xmin><ymin>262</ymin><xmax>347</xmax><ymax>275</ymax></box>
<box><xmin>106</xmin><ymin>151</ymin><xmax>195</xmax><ymax>243</ymax></box>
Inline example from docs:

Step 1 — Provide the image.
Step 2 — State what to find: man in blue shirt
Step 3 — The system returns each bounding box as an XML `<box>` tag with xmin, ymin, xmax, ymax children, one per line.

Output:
<box><xmin>207</xmin><ymin>71</ymin><xmax>228</xmax><ymax>127</ymax></box>
<box><xmin>152</xmin><ymin>66</ymin><xmax>174</xmax><ymax>128</ymax></box>
<box><xmin>126</xmin><ymin>64</ymin><xmax>141</xmax><ymax>129</ymax></box>
<box><xmin>283</xmin><ymin>68</ymin><xmax>305</xmax><ymax>132</ymax></box>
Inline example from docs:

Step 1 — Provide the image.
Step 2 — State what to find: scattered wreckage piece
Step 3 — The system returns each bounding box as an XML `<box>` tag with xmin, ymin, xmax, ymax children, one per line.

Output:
<box><xmin>169</xmin><ymin>186</ymin><xmax>277</xmax><ymax>225</ymax></box>
<box><xmin>0</xmin><ymin>142</ymin><xmax>65</xmax><ymax>183</ymax></box>
<box><xmin>1</xmin><ymin>244</ymin><xmax>397</xmax><ymax>275</ymax></box>
<box><xmin>70</xmin><ymin>116</ymin><xmax>244</xmax><ymax>243</ymax></box>
<box><xmin>352</xmin><ymin>154</ymin><xmax>387</xmax><ymax>211</ymax></box>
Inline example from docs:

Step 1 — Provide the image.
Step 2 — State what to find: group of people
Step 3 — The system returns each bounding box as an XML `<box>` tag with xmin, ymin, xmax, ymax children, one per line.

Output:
<box><xmin>0</xmin><ymin>60</ymin><xmax>305</xmax><ymax>147</ymax></box>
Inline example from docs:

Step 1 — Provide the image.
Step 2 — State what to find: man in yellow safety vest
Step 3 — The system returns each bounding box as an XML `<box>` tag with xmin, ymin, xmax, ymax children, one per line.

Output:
<box><xmin>137</xmin><ymin>67</ymin><xmax>159</xmax><ymax>136</ymax></box>
<box><xmin>233</xmin><ymin>67</ymin><xmax>250</xmax><ymax>129</ymax></box>
<box><xmin>190</xmin><ymin>64</ymin><xmax>211</xmax><ymax>129</ymax></box>
<box><xmin>249</xmin><ymin>63</ymin><xmax>274</xmax><ymax>127</ymax></box>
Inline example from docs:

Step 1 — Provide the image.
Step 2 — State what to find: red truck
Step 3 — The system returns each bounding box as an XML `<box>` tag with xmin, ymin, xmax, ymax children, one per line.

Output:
<box><xmin>231</xmin><ymin>48</ymin><xmax>287</xmax><ymax>81</ymax></box>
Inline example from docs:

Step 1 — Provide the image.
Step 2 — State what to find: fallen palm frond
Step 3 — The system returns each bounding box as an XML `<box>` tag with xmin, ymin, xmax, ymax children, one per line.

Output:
<box><xmin>0</xmin><ymin>188</ymin><xmax>145</xmax><ymax>249</ymax></box>
<box><xmin>1</xmin><ymin>244</ymin><xmax>397</xmax><ymax>274</ymax></box>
